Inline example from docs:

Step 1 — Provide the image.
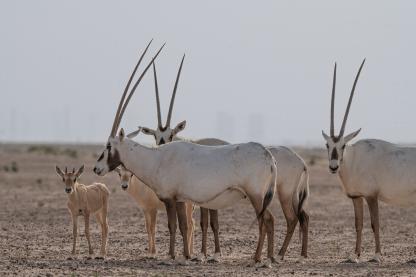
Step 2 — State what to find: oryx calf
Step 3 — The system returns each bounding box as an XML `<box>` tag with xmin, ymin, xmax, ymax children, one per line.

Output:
<box><xmin>56</xmin><ymin>165</ymin><xmax>109</xmax><ymax>257</ymax></box>
<box><xmin>114</xmin><ymin>166</ymin><xmax>195</xmax><ymax>256</ymax></box>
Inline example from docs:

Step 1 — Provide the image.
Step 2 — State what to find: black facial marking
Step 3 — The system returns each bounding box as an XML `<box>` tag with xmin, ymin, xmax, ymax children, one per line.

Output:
<box><xmin>97</xmin><ymin>152</ymin><xmax>104</xmax><ymax>162</ymax></box>
<box><xmin>107</xmin><ymin>148</ymin><xmax>122</xmax><ymax>171</ymax></box>
<box><xmin>159</xmin><ymin>137</ymin><xmax>166</xmax><ymax>145</ymax></box>
<box><xmin>331</xmin><ymin>148</ymin><xmax>338</xmax><ymax>160</ymax></box>
<box><xmin>159</xmin><ymin>126</ymin><xmax>167</xmax><ymax>132</ymax></box>
<box><xmin>332</xmin><ymin>136</ymin><xmax>341</xmax><ymax>143</ymax></box>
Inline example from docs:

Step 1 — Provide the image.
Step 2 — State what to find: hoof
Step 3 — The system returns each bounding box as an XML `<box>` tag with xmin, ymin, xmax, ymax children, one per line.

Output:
<box><xmin>273</xmin><ymin>255</ymin><xmax>284</xmax><ymax>264</ymax></box>
<box><xmin>407</xmin><ymin>259</ymin><xmax>416</xmax><ymax>264</ymax></box>
<box><xmin>296</xmin><ymin>256</ymin><xmax>306</xmax><ymax>264</ymax></box>
<box><xmin>176</xmin><ymin>256</ymin><xmax>189</xmax><ymax>266</ymax></box>
<box><xmin>341</xmin><ymin>257</ymin><xmax>359</xmax><ymax>264</ymax></box>
<box><xmin>192</xmin><ymin>253</ymin><xmax>206</xmax><ymax>262</ymax></box>
<box><xmin>146</xmin><ymin>252</ymin><xmax>156</xmax><ymax>259</ymax></box>
<box><xmin>246</xmin><ymin>260</ymin><xmax>257</xmax><ymax>267</ymax></box>
<box><xmin>368</xmin><ymin>253</ymin><xmax>382</xmax><ymax>263</ymax></box>
<box><xmin>158</xmin><ymin>257</ymin><xmax>174</xmax><ymax>266</ymax></box>
<box><xmin>207</xmin><ymin>253</ymin><xmax>221</xmax><ymax>263</ymax></box>
<box><xmin>261</xmin><ymin>258</ymin><xmax>273</xmax><ymax>268</ymax></box>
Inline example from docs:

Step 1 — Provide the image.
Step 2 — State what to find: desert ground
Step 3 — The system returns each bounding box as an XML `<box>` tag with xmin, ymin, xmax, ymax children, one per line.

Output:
<box><xmin>1</xmin><ymin>143</ymin><xmax>416</xmax><ymax>276</ymax></box>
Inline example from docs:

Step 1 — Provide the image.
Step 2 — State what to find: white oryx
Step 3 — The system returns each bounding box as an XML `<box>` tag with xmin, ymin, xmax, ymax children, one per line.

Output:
<box><xmin>137</xmin><ymin>59</ymin><xmax>310</xmax><ymax>260</ymax></box>
<box><xmin>138</xmin><ymin>60</ymin><xmax>227</xmax><ymax>262</ymax></box>
<box><xmin>322</xmin><ymin>59</ymin><xmax>416</xmax><ymax>263</ymax></box>
<box><xmin>93</xmin><ymin>41</ymin><xmax>278</xmax><ymax>265</ymax></box>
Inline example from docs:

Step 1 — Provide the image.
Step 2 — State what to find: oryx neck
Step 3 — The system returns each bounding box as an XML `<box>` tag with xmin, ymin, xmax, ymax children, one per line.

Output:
<box><xmin>117</xmin><ymin>139</ymin><xmax>162</xmax><ymax>186</ymax></box>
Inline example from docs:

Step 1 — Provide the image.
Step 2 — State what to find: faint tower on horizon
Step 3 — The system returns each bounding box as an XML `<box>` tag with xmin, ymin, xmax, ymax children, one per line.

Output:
<box><xmin>216</xmin><ymin>111</ymin><xmax>235</xmax><ymax>142</ymax></box>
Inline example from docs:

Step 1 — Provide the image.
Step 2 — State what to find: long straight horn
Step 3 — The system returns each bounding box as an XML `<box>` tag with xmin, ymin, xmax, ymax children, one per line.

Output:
<box><xmin>339</xmin><ymin>58</ymin><xmax>366</xmax><ymax>136</ymax></box>
<box><xmin>65</xmin><ymin>167</ymin><xmax>68</xmax><ymax>174</ymax></box>
<box><xmin>165</xmin><ymin>54</ymin><xmax>185</xmax><ymax>128</ymax></box>
<box><xmin>330</xmin><ymin>63</ymin><xmax>337</xmax><ymax>137</ymax></box>
<box><xmin>110</xmin><ymin>39</ymin><xmax>153</xmax><ymax>137</ymax></box>
<box><xmin>152</xmin><ymin>61</ymin><xmax>163</xmax><ymax>129</ymax></box>
<box><xmin>117</xmin><ymin>43</ymin><xmax>166</xmax><ymax>132</ymax></box>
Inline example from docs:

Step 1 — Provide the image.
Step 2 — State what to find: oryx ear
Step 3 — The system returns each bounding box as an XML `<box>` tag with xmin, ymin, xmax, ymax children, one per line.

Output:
<box><xmin>75</xmin><ymin>165</ymin><xmax>84</xmax><ymax>178</ymax></box>
<box><xmin>55</xmin><ymin>166</ymin><xmax>64</xmax><ymax>178</ymax></box>
<box><xmin>344</xmin><ymin>128</ymin><xmax>361</xmax><ymax>143</ymax></box>
<box><xmin>322</xmin><ymin>130</ymin><xmax>330</xmax><ymax>141</ymax></box>
<box><xmin>140</xmin><ymin>127</ymin><xmax>156</xmax><ymax>136</ymax></box>
<box><xmin>118</xmin><ymin>128</ymin><xmax>125</xmax><ymax>141</ymax></box>
<box><xmin>172</xmin><ymin>120</ymin><xmax>186</xmax><ymax>136</ymax></box>
<box><xmin>127</xmin><ymin>128</ymin><xmax>141</xmax><ymax>139</ymax></box>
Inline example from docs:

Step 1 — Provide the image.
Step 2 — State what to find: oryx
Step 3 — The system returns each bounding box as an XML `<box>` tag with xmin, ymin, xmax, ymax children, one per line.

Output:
<box><xmin>322</xmin><ymin>59</ymin><xmax>416</xmax><ymax>263</ymax></box>
<box><xmin>93</xmin><ymin>41</ymin><xmax>278</xmax><ymax>265</ymax></box>
<box><xmin>136</xmin><ymin>59</ymin><xmax>310</xmax><ymax>261</ymax></box>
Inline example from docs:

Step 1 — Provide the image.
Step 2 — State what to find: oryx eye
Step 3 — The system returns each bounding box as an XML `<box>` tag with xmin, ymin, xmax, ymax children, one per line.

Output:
<box><xmin>325</xmin><ymin>144</ymin><xmax>329</xmax><ymax>149</ymax></box>
<box><xmin>342</xmin><ymin>145</ymin><xmax>346</xmax><ymax>150</ymax></box>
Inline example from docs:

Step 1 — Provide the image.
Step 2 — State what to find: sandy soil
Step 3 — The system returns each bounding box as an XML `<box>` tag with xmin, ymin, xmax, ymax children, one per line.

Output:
<box><xmin>1</xmin><ymin>143</ymin><xmax>416</xmax><ymax>276</ymax></box>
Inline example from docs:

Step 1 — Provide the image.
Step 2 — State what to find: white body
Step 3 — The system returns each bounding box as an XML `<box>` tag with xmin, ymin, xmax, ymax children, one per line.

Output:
<box><xmin>340</xmin><ymin>139</ymin><xmax>416</xmax><ymax>206</ymax></box>
<box><xmin>115</xmin><ymin>140</ymin><xmax>276</xmax><ymax>208</ymax></box>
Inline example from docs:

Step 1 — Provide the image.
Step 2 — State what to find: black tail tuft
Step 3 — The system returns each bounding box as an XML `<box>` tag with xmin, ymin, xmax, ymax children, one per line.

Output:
<box><xmin>297</xmin><ymin>189</ymin><xmax>307</xmax><ymax>226</ymax></box>
<box><xmin>297</xmin><ymin>187</ymin><xmax>308</xmax><ymax>241</ymax></box>
<box><xmin>257</xmin><ymin>188</ymin><xmax>274</xmax><ymax>221</ymax></box>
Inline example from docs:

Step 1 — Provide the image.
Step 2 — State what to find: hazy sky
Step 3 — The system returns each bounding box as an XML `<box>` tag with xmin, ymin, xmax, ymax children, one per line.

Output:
<box><xmin>1</xmin><ymin>1</ymin><xmax>416</xmax><ymax>145</ymax></box>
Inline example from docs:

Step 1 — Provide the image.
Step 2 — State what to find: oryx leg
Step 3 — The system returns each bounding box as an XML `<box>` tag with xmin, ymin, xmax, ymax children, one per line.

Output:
<box><xmin>209</xmin><ymin>209</ymin><xmax>221</xmax><ymax>261</ymax></box>
<box><xmin>277</xmin><ymin>200</ymin><xmax>297</xmax><ymax>260</ymax></box>
<box><xmin>352</xmin><ymin>197</ymin><xmax>364</xmax><ymax>262</ymax></box>
<box><xmin>150</xmin><ymin>209</ymin><xmax>158</xmax><ymax>254</ymax></box>
<box><xmin>247</xmin><ymin>194</ymin><xmax>268</xmax><ymax>264</ymax></box>
<box><xmin>163</xmin><ymin>199</ymin><xmax>177</xmax><ymax>260</ymax></box>
<box><xmin>100</xmin><ymin>202</ymin><xmax>109</xmax><ymax>257</ymax></box>
<box><xmin>300</xmin><ymin>210</ymin><xmax>309</xmax><ymax>258</ymax></box>
<box><xmin>71</xmin><ymin>214</ymin><xmax>78</xmax><ymax>255</ymax></box>
<box><xmin>365</xmin><ymin>196</ymin><xmax>381</xmax><ymax>262</ymax></box>
<box><xmin>84</xmin><ymin>212</ymin><xmax>93</xmax><ymax>255</ymax></box>
<box><xmin>144</xmin><ymin>209</ymin><xmax>158</xmax><ymax>255</ymax></box>
<box><xmin>264</xmin><ymin>210</ymin><xmax>275</xmax><ymax>263</ymax></box>
<box><xmin>185</xmin><ymin>202</ymin><xmax>194</xmax><ymax>257</ymax></box>
<box><xmin>176</xmin><ymin>202</ymin><xmax>191</xmax><ymax>259</ymax></box>
<box><xmin>200</xmin><ymin>207</ymin><xmax>209</xmax><ymax>258</ymax></box>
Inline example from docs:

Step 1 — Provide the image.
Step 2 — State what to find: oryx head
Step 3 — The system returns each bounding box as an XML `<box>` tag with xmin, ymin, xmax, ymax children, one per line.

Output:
<box><xmin>94</xmin><ymin>40</ymin><xmax>165</xmax><ymax>176</ymax></box>
<box><xmin>114</xmin><ymin>166</ymin><xmax>134</xmax><ymax>190</ymax></box>
<box><xmin>55</xmin><ymin>165</ymin><xmax>84</xmax><ymax>194</ymax></box>
<box><xmin>322</xmin><ymin>59</ymin><xmax>365</xmax><ymax>174</ymax></box>
<box><xmin>138</xmin><ymin>56</ymin><xmax>186</xmax><ymax>146</ymax></box>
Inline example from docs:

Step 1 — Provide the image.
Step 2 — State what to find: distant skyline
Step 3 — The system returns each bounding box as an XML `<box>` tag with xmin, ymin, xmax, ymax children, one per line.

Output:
<box><xmin>1</xmin><ymin>1</ymin><xmax>416</xmax><ymax>146</ymax></box>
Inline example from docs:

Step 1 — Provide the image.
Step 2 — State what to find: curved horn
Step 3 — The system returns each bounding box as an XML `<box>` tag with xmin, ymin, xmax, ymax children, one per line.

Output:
<box><xmin>165</xmin><ymin>54</ymin><xmax>185</xmax><ymax>127</ymax></box>
<box><xmin>152</xmin><ymin>61</ymin><xmax>163</xmax><ymax>129</ymax></box>
<box><xmin>330</xmin><ymin>63</ymin><xmax>336</xmax><ymax>137</ymax></box>
<box><xmin>117</xmin><ymin>43</ymin><xmax>166</xmax><ymax>132</ymax></box>
<box><xmin>339</xmin><ymin>58</ymin><xmax>366</xmax><ymax>136</ymax></box>
<box><xmin>110</xmin><ymin>39</ymin><xmax>153</xmax><ymax>137</ymax></box>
